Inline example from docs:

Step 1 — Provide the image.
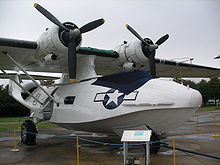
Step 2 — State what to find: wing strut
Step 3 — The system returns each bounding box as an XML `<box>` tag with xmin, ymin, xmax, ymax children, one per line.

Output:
<box><xmin>3</xmin><ymin>52</ymin><xmax>58</xmax><ymax>104</ymax></box>
<box><xmin>0</xmin><ymin>70</ymin><xmax>43</xmax><ymax>105</ymax></box>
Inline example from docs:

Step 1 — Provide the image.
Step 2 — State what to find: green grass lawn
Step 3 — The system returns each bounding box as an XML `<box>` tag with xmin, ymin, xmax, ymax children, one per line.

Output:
<box><xmin>0</xmin><ymin>117</ymin><xmax>31</xmax><ymax>123</ymax></box>
<box><xmin>198</xmin><ymin>106</ymin><xmax>220</xmax><ymax>111</ymax></box>
<box><xmin>0</xmin><ymin>117</ymin><xmax>54</xmax><ymax>130</ymax></box>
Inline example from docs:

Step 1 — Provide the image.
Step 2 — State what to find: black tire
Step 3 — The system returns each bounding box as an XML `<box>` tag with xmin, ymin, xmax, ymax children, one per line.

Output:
<box><xmin>150</xmin><ymin>132</ymin><xmax>161</xmax><ymax>153</ymax></box>
<box><xmin>21</xmin><ymin>120</ymin><xmax>38</xmax><ymax>146</ymax></box>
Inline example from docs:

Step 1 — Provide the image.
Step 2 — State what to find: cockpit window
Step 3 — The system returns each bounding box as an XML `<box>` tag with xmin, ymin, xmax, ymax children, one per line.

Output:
<box><xmin>64</xmin><ymin>96</ymin><xmax>75</xmax><ymax>104</ymax></box>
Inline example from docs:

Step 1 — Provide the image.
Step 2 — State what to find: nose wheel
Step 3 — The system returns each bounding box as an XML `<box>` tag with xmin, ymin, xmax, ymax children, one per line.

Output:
<box><xmin>21</xmin><ymin>120</ymin><xmax>38</xmax><ymax>146</ymax></box>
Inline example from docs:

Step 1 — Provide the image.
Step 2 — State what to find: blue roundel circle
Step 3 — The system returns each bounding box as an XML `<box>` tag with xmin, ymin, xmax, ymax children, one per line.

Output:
<box><xmin>102</xmin><ymin>89</ymin><xmax>125</xmax><ymax>110</ymax></box>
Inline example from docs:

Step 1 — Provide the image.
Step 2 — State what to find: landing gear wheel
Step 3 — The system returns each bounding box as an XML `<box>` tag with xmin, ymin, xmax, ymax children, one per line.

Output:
<box><xmin>21</xmin><ymin>120</ymin><xmax>38</xmax><ymax>146</ymax></box>
<box><xmin>150</xmin><ymin>132</ymin><xmax>161</xmax><ymax>153</ymax></box>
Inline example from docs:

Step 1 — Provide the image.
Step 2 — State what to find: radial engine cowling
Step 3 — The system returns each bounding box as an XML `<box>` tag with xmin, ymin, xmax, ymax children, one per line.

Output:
<box><xmin>114</xmin><ymin>40</ymin><xmax>149</xmax><ymax>70</ymax></box>
<box><xmin>36</xmin><ymin>23</ymin><xmax>82</xmax><ymax>62</ymax></box>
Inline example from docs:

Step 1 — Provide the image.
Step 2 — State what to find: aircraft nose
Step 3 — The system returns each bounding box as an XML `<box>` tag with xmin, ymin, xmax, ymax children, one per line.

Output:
<box><xmin>190</xmin><ymin>89</ymin><xmax>202</xmax><ymax>107</ymax></box>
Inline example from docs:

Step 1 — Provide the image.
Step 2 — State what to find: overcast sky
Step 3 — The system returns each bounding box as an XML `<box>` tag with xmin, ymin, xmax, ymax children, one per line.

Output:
<box><xmin>0</xmin><ymin>0</ymin><xmax>219</xmax><ymax>69</ymax></box>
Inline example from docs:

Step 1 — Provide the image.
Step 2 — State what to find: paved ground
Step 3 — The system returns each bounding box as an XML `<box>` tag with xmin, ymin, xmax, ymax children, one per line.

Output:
<box><xmin>0</xmin><ymin>110</ymin><xmax>220</xmax><ymax>165</ymax></box>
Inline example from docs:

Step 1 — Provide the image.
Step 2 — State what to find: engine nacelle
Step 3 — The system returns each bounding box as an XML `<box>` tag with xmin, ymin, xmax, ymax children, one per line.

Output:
<box><xmin>114</xmin><ymin>40</ymin><xmax>149</xmax><ymax>70</ymax></box>
<box><xmin>36</xmin><ymin>23</ymin><xmax>82</xmax><ymax>63</ymax></box>
<box><xmin>36</xmin><ymin>26</ymin><xmax>66</xmax><ymax>60</ymax></box>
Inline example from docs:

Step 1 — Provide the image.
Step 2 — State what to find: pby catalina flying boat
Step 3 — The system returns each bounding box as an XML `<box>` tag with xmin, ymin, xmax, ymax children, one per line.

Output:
<box><xmin>0</xmin><ymin>3</ymin><xmax>220</xmax><ymax>152</ymax></box>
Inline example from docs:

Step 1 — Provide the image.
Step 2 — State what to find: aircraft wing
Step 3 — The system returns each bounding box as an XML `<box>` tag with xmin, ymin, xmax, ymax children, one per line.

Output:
<box><xmin>0</xmin><ymin>38</ymin><xmax>63</xmax><ymax>73</ymax></box>
<box><xmin>155</xmin><ymin>58</ymin><xmax>220</xmax><ymax>78</ymax></box>
<box><xmin>95</xmin><ymin>57</ymin><xmax>220</xmax><ymax>78</ymax></box>
<box><xmin>1</xmin><ymin>37</ymin><xmax>220</xmax><ymax>78</ymax></box>
<box><xmin>0</xmin><ymin>38</ymin><xmax>118</xmax><ymax>74</ymax></box>
<box><xmin>0</xmin><ymin>38</ymin><xmax>41</xmax><ymax>70</ymax></box>
<box><xmin>94</xmin><ymin>56</ymin><xmax>220</xmax><ymax>78</ymax></box>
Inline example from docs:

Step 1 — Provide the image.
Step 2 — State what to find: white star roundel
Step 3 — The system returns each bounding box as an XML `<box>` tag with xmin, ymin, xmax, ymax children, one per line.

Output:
<box><xmin>94</xmin><ymin>89</ymin><xmax>138</xmax><ymax>110</ymax></box>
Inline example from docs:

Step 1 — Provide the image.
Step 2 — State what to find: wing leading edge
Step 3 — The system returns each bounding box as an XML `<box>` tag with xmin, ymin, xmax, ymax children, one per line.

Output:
<box><xmin>0</xmin><ymin>38</ymin><xmax>37</xmax><ymax>49</ymax></box>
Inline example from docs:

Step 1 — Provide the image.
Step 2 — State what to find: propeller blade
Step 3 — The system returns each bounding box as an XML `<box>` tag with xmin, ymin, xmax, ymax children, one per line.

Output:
<box><xmin>148</xmin><ymin>53</ymin><xmax>156</xmax><ymax>77</ymax></box>
<box><xmin>68</xmin><ymin>39</ymin><xmax>77</xmax><ymax>82</ymax></box>
<box><xmin>155</xmin><ymin>34</ymin><xmax>169</xmax><ymax>46</ymax></box>
<box><xmin>80</xmin><ymin>18</ymin><xmax>105</xmax><ymax>34</ymax></box>
<box><xmin>34</xmin><ymin>3</ymin><xmax>69</xmax><ymax>31</ymax></box>
<box><xmin>125</xmin><ymin>24</ymin><xmax>150</xmax><ymax>46</ymax></box>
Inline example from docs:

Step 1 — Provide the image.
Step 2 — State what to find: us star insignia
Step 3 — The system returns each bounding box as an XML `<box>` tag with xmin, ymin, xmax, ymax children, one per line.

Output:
<box><xmin>94</xmin><ymin>89</ymin><xmax>138</xmax><ymax>110</ymax></box>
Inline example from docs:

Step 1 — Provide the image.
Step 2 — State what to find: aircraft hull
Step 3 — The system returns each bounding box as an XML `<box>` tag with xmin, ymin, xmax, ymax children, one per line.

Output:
<box><xmin>50</xmin><ymin>77</ymin><xmax>202</xmax><ymax>135</ymax></box>
<box><xmin>55</xmin><ymin>106</ymin><xmax>197</xmax><ymax>135</ymax></box>
<box><xmin>56</xmin><ymin>107</ymin><xmax>197</xmax><ymax>134</ymax></box>
<box><xmin>9</xmin><ymin>74</ymin><xmax>201</xmax><ymax>136</ymax></box>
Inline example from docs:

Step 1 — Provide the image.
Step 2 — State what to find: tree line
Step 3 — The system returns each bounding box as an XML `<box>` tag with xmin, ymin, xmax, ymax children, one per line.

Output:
<box><xmin>0</xmin><ymin>85</ymin><xmax>30</xmax><ymax>117</ymax></box>
<box><xmin>0</xmin><ymin>77</ymin><xmax>219</xmax><ymax>117</ymax></box>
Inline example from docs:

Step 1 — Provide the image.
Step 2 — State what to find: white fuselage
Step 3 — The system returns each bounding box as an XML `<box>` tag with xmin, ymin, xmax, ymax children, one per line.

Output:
<box><xmin>9</xmin><ymin>73</ymin><xmax>202</xmax><ymax>136</ymax></box>
<box><xmin>49</xmin><ymin>78</ymin><xmax>202</xmax><ymax>135</ymax></box>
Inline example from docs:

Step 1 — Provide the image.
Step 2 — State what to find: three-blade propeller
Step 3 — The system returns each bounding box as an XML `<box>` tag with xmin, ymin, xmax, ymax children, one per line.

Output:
<box><xmin>125</xmin><ymin>24</ymin><xmax>169</xmax><ymax>77</ymax></box>
<box><xmin>34</xmin><ymin>3</ymin><xmax>105</xmax><ymax>82</ymax></box>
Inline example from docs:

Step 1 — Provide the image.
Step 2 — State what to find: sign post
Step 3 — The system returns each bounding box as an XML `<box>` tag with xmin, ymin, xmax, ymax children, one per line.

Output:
<box><xmin>121</xmin><ymin>130</ymin><xmax>152</xmax><ymax>165</ymax></box>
